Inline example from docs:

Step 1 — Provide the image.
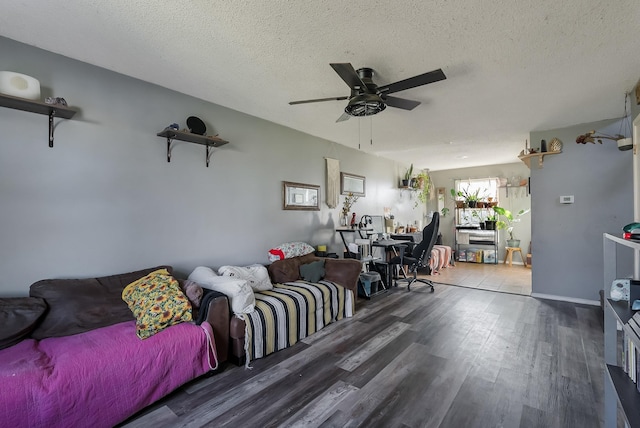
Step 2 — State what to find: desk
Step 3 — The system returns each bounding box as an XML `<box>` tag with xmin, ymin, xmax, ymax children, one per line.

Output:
<box><xmin>336</xmin><ymin>227</ymin><xmax>373</xmax><ymax>258</ymax></box>
<box><xmin>372</xmin><ymin>239</ymin><xmax>411</xmax><ymax>287</ymax></box>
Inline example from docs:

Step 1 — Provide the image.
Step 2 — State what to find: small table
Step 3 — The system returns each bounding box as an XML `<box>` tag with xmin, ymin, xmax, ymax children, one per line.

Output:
<box><xmin>504</xmin><ymin>247</ymin><xmax>527</xmax><ymax>267</ymax></box>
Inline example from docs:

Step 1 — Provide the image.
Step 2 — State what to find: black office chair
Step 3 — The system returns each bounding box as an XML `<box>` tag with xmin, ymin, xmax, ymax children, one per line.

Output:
<box><xmin>389</xmin><ymin>212</ymin><xmax>440</xmax><ymax>292</ymax></box>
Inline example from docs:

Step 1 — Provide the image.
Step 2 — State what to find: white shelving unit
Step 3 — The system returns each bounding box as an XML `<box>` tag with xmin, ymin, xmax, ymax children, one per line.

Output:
<box><xmin>454</xmin><ymin>207</ymin><xmax>498</xmax><ymax>264</ymax></box>
<box><xmin>604</xmin><ymin>233</ymin><xmax>640</xmax><ymax>428</ymax></box>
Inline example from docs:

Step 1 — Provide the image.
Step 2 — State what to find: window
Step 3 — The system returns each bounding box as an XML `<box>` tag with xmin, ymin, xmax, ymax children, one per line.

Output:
<box><xmin>455</xmin><ymin>178</ymin><xmax>499</xmax><ymax>202</ymax></box>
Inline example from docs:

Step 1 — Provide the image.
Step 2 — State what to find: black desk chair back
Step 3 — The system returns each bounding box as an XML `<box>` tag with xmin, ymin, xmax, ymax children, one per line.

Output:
<box><xmin>390</xmin><ymin>212</ymin><xmax>440</xmax><ymax>292</ymax></box>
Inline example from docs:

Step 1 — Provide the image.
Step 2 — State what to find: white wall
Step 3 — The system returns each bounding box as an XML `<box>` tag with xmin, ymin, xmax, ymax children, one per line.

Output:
<box><xmin>0</xmin><ymin>37</ymin><xmax>423</xmax><ymax>296</ymax></box>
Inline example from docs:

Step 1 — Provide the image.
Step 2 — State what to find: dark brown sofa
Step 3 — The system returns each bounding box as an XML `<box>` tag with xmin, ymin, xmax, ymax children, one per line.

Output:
<box><xmin>0</xmin><ymin>266</ymin><xmax>230</xmax><ymax>427</ymax></box>
<box><xmin>27</xmin><ymin>265</ymin><xmax>230</xmax><ymax>362</ymax></box>
<box><xmin>229</xmin><ymin>254</ymin><xmax>362</xmax><ymax>364</ymax></box>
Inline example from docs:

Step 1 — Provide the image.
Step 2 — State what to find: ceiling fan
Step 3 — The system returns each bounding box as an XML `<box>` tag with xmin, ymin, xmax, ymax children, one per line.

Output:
<box><xmin>289</xmin><ymin>63</ymin><xmax>446</xmax><ymax>122</ymax></box>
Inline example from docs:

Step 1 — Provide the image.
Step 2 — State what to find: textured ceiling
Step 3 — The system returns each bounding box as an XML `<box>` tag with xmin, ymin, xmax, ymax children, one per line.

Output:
<box><xmin>2</xmin><ymin>0</ymin><xmax>639</xmax><ymax>171</ymax></box>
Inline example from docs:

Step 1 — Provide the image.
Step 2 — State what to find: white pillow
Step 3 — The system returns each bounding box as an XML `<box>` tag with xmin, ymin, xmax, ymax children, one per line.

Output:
<box><xmin>188</xmin><ymin>267</ymin><xmax>255</xmax><ymax>315</ymax></box>
<box><xmin>218</xmin><ymin>264</ymin><xmax>273</xmax><ymax>292</ymax></box>
<box><xmin>188</xmin><ymin>266</ymin><xmax>218</xmax><ymax>283</ymax></box>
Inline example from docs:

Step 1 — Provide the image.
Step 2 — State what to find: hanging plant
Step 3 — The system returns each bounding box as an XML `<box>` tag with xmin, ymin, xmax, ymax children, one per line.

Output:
<box><xmin>413</xmin><ymin>171</ymin><xmax>431</xmax><ymax>208</ymax></box>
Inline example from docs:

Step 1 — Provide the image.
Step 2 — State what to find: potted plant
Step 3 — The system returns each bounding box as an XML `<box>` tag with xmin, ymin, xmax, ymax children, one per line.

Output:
<box><xmin>484</xmin><ymin>213</ymin><xmax>497</xmax><ymax>230</ymax></box>
<box><xmin>340</xmin><ymin>192</ymin><xmax>359</xmax><ymax>226</ymax></box>
<box><xmin>461</xmin><ymin>187</ymin><xmax>481</xmax><ymax>208</ymax></box>
<box><xmin>401</xmin><ymin>163</ymin><xmax>414</xmax><ymax>187</ymax></box>
<box><xmin>450</xmin><ymin>188</ymin><xmax>466</xmax><ymax>208</ymax></box>
<box><xmin>455</xmin><ymin>185</ymin><xmax>487</xmax><ymax>209</ymax></box>
<box><xmin>493</xmin><ymin>206</ymin><xmax>530</xmax><ymax>247</ymax></box>
<box><xmin>413</xmin><ymin>171</ymin><xmax>431</xmax><ymax>208</ymax></box>
<box><xmin>466</xmin><ymin>191</ymin><xmax>479</xmax><ymax>208</ymax></box>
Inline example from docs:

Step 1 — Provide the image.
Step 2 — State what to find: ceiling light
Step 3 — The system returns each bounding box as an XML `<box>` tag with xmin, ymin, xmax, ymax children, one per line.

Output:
<box><xmin>345</xmin><ymin>93</ymin><xmax>386</xmax><ymax>117</ymax></box>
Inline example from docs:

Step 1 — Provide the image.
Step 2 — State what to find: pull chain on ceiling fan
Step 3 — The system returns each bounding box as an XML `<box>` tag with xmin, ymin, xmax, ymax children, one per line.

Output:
<box><xmin>357</xmin><ymin>115</ymin><xmax>374</xmax><ymax>150</ymax></box>
<box><xmin>289</xmin><ymin>63</ymin><xmax>446</xmax><ymax>122</ymax></box>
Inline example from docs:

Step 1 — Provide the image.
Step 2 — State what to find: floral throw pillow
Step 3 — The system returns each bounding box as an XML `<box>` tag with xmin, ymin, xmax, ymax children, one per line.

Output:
<box><xmin>268</xmin><ymin>242</ymin><xmax>315</xmax><ymax>262</ymax></box>
<box><xmin>122</xmin><ymin>268</ymin><xmax>192</xmax><ymax>339</ymax></box>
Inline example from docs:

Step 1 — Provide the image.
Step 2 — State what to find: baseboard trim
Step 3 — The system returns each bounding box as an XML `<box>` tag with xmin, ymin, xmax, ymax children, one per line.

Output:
<box><xmin>530</xmin><ymin>293</ymin><xmax>600</xmax><ymax>306</ymax></box>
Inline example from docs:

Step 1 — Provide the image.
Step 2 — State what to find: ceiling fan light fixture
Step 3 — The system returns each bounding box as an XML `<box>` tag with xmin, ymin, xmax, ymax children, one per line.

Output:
<box><xmin>344</xmin><ymin>93</ymin><xmax>386</xmax><ymax>117</ymax></box>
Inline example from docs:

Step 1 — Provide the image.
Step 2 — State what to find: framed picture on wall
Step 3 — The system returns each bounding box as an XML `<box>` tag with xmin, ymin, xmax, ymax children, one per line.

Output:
<box><xmin>282</xmin><ymin>181</ymin><xmax>320</xmax><ymax>210</ymax></box>
<box><xmin>340</xmin><ymin>172</ymin><xmax>365</xmax><ymax>196</ymax></box>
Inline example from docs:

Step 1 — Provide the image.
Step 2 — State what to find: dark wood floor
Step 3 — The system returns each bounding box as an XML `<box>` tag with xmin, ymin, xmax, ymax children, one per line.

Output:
<box><xmin>120</xmin><ymin>282</ymin><xmax>605</xmax><ymax>428</ymax></box>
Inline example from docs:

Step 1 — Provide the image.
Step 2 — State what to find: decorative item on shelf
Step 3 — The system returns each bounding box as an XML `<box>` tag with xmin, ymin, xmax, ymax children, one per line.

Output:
<box><xmin>44</xmin><ymin>97</ymin><xmax>67</xmax><ymax>106</ymax></box>
<box><xmin>350</xmin><ymin>213</ymin><xmax>357</xmax><ymax>229</ymax></box>
<box><xmin>549</xmin><ymin>137</ymin><xmax>563</xmax><ymax>152</ymax></box>
<box><xmin>493</xmin><ymin>206</ymin><xmax>530</xmax><ymax>247</ymax></box>
<box><xmin>402</xmin><ymin>163</ymin><xmax>414</xmax><ymax>187</ymax></box>
<box><xmin>186</xmin><ymin>116</ymin><xmax>206</xmax><ymax>135</ymax></box>
<box><xmin>341</xmin><ymin>192</ymin><xmax>359</xmax><ymax>227</ymax></box>
<box><xmin>0</xmin><ymin>71</ymin><xmax>40</xmax><ymax>100</ymax></box>
<box><xmin>166</xmin><ymin>123</ymin><xmax>179</xmax><ymax>131</ymax></box>
<box><xmin>540</xmin><ymin>139</ymin><xmax>547</xmax><ymax>153</ymax></box>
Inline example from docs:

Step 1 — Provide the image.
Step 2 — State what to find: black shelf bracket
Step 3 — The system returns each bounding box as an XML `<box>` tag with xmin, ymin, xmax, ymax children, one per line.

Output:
<box><xmin>157</xmin><ymin>128</ymin><xmax>228</xmax><ymax>168</ymax></box>
<box><xmin>166</xmin><ymin>137</ymin><xmax>174</xmax><ymax>162</ymax></box>
<box><xmin>47</xmin><ymin>109</ymin><xmax>70</xmax><ymax>148</ymax></box>
<box><xmin>0</xmin><ymin>94</ymin><xmax>76</xmax><ymax>148</ymax></box>
<box><xmin>206</xmin><ymin>144</ymin><xmax>214</xmax><ymax>167</ymax></box>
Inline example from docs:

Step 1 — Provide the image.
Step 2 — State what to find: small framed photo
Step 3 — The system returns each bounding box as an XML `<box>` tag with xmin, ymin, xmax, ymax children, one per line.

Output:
<box><xmin>283</xmin><ymin>181</ymin><xmax>320</xmax><ymax>211</ymax></box>
<box><xmin>340</xmin><ymin>172</ymin><xmax>365</xmax><ymax>196</ymax></box>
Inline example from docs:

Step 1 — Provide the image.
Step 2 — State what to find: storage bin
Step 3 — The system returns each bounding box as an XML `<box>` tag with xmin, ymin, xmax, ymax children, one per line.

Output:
<box><xmin>483</xmin><ymin>249</ymin><xmax>496</xmax><ymax>263</ymax></box>
<box><xmin>359</xmin><ymin>272</ymin><xmax>382</xmax><ymax>297</ymax></box>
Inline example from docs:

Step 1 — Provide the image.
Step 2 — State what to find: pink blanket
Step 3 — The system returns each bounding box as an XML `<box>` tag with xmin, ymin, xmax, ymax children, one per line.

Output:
<box><xmin>429</xmin><ymin>245</ymin><xmax>452</xmax><ymax>274</ymax></box>
<box><xmin>0</xmin><ymin>320</ymin><xmax>217</xmax><ymax>428</ymax></box>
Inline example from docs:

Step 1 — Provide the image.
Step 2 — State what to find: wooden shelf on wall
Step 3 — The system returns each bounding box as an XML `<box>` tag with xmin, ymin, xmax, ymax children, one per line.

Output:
<box><xmin>157</xmin><ymin>129</ymin><xmax>229</xmax><ymax>167</ymax></box>
<box><xmin>0</xmin><ymin>93</ymin><xmax>77</xmax><ymax>147</ymax></box>
<box><xmin>518</xmin><ymin>151</ymin><xmax>561</xmax><ymax>169</ymax></box>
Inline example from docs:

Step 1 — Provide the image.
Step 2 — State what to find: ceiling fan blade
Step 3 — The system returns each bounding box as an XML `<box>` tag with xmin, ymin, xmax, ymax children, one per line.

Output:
<box><xmin>378</xmin><ymin>68</ymin><xmax>446</xmax><ymax>95</ymax></box>
<box><xmin>289</xmin><ymin>96</ymin><xmax>349</xmax><ymax>105</ymax></box>
<box><xmin>336</xmin><ymin>112</ymin><xmax>351</xmax><ymax>122</ymax></box>
<box><xmin>330</xmin><ymin>63</ymin><xmax>368</xmax><ymax>90</ymax></box>
<box><xmin>383</xmin><ymin>96</ymin><xmax>421</xmax><ymax>110</ymax></box>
